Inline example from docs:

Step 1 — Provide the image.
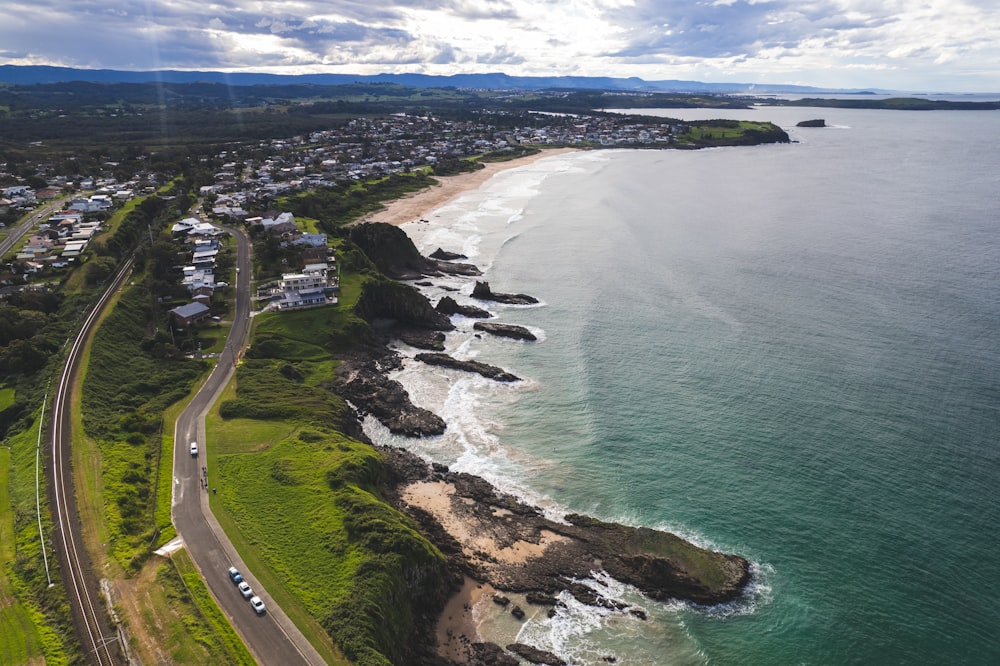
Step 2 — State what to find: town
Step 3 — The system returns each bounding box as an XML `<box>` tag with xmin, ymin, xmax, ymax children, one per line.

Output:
<box><xmin>2</xmin><ymin>109</ymin><xmax>689</xmax><ymax>296</ymax></box>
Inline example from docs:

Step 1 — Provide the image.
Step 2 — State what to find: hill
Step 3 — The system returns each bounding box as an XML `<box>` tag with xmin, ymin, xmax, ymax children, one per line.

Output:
<box><xmin>0</xmin><ymin>64</ymin><xmax>881</xmax><ymax>94</ymax></box>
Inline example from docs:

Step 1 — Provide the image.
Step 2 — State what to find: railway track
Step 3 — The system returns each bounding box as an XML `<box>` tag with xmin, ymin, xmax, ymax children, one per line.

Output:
<box><xmin>48</xmin><ymin>257</ymin><xmax>134</xmax><ymax>666</ymax></box>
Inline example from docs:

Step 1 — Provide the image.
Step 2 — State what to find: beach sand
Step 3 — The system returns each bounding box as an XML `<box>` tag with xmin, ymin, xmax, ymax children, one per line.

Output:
<box><xmin>359</xmin><ymin>147</ymin><xmax>578</xmax><ymax>227</ymax></box>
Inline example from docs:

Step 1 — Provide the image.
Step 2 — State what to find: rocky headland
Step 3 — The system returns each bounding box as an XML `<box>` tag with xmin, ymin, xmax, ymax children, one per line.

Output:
<box><xmin>333</xmin><ymin>217</ymin><xmax>752</xmax><ymax>664</ymax></box>
<box><xmin>349</xmin><ymin>222</ymin><xmax>482</xmax><ymax>279</ymax></box>
<box><xmin>380</xmin><ymin>447</ymin><xmax>751</xmax><ymax>664</ymax></box>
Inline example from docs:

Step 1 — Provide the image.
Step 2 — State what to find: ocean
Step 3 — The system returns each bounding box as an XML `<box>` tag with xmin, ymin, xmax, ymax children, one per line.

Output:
<box><xmin>365</xmin><ymin>106</ymin><xmax>1000</xmax><ymax>664</ymax></box>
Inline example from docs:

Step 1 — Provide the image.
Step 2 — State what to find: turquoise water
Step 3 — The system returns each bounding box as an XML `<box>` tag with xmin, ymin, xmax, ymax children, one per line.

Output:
<box><xmin>371</xmin><ymin>108</ymin><xmax>1000</xmax><ymax>664</ymax></box>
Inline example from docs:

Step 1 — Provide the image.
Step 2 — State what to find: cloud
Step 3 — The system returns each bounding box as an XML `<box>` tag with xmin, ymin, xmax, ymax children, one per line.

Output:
<box><xmin>605</xmin><ymin>0</ymin><xmax>898</xmax><ymax>60</ymax></box>
<box><xmin>476</xmin><ymin>45</ymin><xmax>526</xmax><ymax>65</ymax></box>
<box><xmin>0</xmin><ymin>0</ymin><xmax>997</xmax><ymax>90</ymax></box>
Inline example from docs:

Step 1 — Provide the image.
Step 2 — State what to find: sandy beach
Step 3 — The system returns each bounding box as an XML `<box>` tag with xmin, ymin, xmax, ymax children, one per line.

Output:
<box><xmin>359</xmin><ymin>147</ymin><xmax>578</xmax><ymax>227</ymax></box>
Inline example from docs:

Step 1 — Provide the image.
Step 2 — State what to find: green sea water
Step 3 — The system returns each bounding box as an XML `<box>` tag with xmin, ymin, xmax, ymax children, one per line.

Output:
<box><xmin>373</xmin><ymin>107</ymin><xmax>1000</xmax><ymax>664</ymax></box>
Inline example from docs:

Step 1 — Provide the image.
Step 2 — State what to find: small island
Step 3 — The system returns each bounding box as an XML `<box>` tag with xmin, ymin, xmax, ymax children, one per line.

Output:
<box><xmin>796</xmin><ymin>118</ymin><xmax>826</xmax><ymax>127</ymax></box>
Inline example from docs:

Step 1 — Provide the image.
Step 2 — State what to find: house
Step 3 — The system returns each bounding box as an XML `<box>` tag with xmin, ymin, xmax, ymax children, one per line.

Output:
<box><xmin>61</xmin><ymin>241</ymin><xmax>88</xmax><ymax>258</ymax></box>
<box><xmin>169</xmin><ymin>302</ymin><xmax>212</xmax><ymax>327</ymax></box>
<box><xmin>279</xmin><ymin>271</ymin><xmax>325</xmax><ymax>292</ymax></box>
<box><xmin>278</xmin><ymin>287</ymin><xmax>330</xmax><ymax>310</ymax></box>
<box><xmin>192</xmin><ymin>286</ymin><xmax>215</xmax><ymax>304</ymax></box>
<box><xmin>290</xmin><ymin>232</ymin><xmax>327</xmax><ymax>248</ymax></box>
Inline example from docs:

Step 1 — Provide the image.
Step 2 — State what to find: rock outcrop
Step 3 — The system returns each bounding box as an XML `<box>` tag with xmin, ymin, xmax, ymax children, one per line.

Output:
<box><xmin>349</xmin><ymin>222</ymin><xmax>482</xmax><ymax>278</ymax></box>
<box><xmin>415</xmin><ymin>353</ymin><xmax>520</xmax><ymax>382</ymax></box>
<box><xmin>506</xmin><ymin>644</ymin><xmax>566</xmax><ymax>666</ymax></box>
<box><xmin>473</xmin><ymin>322</ymin><xmax>536</xmax><ymax>341</ymax></box>
<box><xmin>336</xmin><ymin>357</ymin><xmax>446</xmax><ymax>437</ymax></box>
<box><xmin>396</xmin><ymin>330</ymin><xmax>446</xmax><ymax>351</ymax></box>
<box><xmin>355</xmin><ymin>280</ymin><xmax>455</xmax><ymax>331</ymax></box>
<box><xmin>469</xmin><ymin>643</ymin><xmax>519</xmax><ymax>666</ymax></box>
<box><xmin>437</xmin><ymin>296</ymin><xmax>492</xmax><ymax>319</ymax></box>
<box><xmin>430</xmin><ymin>247</ymin><xmax>469</xmax><ymax>260</ymax></box>
<box><xmin>796</xmin><ymin>118</ymin><xmax>826</xmax><ymax>127</ymax></box>
<box><xmin>350</xmin><ymin>222</ymin><xmax>436</xmax><ymax>279</ymax></box>
<box><xmin>384</xmin><ymin>449</ymin><xmax>751</xmax><ymax>610</ymax></box>
<box><xmin>472</xmin><ymin>281</ymin><xmax>539</xmax><ymax>305</ymax></box>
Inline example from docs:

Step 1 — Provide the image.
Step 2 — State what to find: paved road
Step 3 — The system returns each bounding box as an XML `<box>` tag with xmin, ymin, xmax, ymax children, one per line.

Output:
<box><xmin>0</xmin><ymin>196</ymin><xmax>73</xmax><ymax>257</ymax></box>
<box><xmin>171</xmin><ymin>225</ymin><xmax>326</xmax><ymax>666</ymax></box>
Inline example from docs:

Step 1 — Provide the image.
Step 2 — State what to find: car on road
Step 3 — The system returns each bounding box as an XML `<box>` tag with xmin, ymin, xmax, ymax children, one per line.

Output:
<box><xmin>228</xmin><ymin>566</ymin><xmax>243</xmax><ymax>583</ymax></box>
<box><xmin>238</xmin><ymin>580</ymin><xmax>254</xmax><ymax>599</ymax></box>
<box><xmin>190</xmin><ymin>441</ymin><xmax>199</xmax><ymax>456</ymax></box>
<box><xmin>250</xmin><ymin>595</ymin><xmax>266</xmax><ymax>615</ymax></box>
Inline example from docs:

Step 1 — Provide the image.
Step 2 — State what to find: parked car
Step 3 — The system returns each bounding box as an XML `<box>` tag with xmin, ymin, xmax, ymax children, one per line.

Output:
<box><xmin>238</xmin><ymin>581</ymin><xmax>253</xmax><ymax>599</ymax></box>
<box><xmin>190</xmin><ymin>441</ymin><xmax>199</xmax><ymax>456</ymax></box>
<box><xmin>227</xmin><ymin>567</ymin><xmax>243</xmax><ymax>584</ymax></box>
<box><xmin>250</xmin><ymin>595</ymin><xmax>266</xmax><ymax>615</ymax></box>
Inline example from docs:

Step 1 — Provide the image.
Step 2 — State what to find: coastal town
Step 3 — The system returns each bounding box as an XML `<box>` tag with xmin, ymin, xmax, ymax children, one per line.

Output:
<box><xmin>0</xmin><ymin>109</ymin><xmax>699</xmax><ymax>298</ymax></box>
<box><xmin>0</xmin><ymin>100</ymin><xmax>782</xmax><ymax>666</ymax></box>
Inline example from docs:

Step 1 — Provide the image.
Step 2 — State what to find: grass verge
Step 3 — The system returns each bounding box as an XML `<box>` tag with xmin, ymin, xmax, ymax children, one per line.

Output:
<box><xmin>0</xmin><ymin>446</ymin><xmax>47</xmax><ymax>666</ymax></box>
<box><xmin>3</xmin><ymin>410</ymin><xmax>76</xmax><ymax>664</ymax></box>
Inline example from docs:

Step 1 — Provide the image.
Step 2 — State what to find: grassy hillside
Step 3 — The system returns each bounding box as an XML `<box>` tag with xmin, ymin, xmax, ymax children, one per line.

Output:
<box><xmin>208</xmin><ymin>271</ymin><xmax>454</xmax><ymax>665</ymax></box>
<box><xmin>2</xmin><ymin>412</ymin><xmax>77</xmax><ymax>664</ymax></box>
<box><xmin>81</xmin><ymin>283</ymin><xmax>206</xmax><ymax>568</ymax></box>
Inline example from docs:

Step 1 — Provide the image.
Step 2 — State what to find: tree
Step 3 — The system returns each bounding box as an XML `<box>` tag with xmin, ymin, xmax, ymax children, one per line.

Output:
<box><xmin>84</xmin><ymin>256</ymin><xmax>119</xmax><ymax>286</ymax></box>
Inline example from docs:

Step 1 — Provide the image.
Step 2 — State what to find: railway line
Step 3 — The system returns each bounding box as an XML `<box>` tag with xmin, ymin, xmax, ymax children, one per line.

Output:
<box><xmin>48</xmin><ymin>257</ymin><xmax>134</xmax><ymax>666</ymax></box>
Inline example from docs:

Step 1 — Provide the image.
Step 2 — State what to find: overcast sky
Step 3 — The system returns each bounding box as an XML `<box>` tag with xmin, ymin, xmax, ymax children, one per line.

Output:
<box><xmin>2</xmin><ymin>0</ymin><xmax>998</xmax><ymax>92</ymax></box>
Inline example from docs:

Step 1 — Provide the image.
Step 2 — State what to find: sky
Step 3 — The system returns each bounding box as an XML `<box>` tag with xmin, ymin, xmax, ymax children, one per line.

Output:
<box><xmin>1</xmin><ymin>0</ymin><xmax>998</xmax><ymax>92</ymax></box>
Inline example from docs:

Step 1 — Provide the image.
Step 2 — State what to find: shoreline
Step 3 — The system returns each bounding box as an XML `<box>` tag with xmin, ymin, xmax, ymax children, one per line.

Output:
<box><xmin>357</xmin><ymin>147</ymin><xmax>750</xmax><ymax>662</ymax></box>
<box><xmin>360</xmin><ymin>147</ymin><xmax>579</xmax><ymax>227</ymax></box>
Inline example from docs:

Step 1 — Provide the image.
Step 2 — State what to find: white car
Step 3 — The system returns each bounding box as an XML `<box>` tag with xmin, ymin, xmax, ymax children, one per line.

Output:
<box><xmin>237</xmin><ymin>581</ymin><xmax>253</xmax><ymax>599</ymax></box>
<box><xmin>190</xmin><ymin>441</ymin><xmax>199</xmax><ymax>456</ymax></box>
<box><xmin>250</xmin><ymin>595</ymin><xmax>266</xmax><ymax>615</ymax></box>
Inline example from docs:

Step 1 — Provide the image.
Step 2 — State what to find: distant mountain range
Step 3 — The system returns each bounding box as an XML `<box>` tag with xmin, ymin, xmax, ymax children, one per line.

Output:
<box><xmin>0</xmin><ymin>65</ymin><xmax>888</xmax><ymax>95</ymax></box>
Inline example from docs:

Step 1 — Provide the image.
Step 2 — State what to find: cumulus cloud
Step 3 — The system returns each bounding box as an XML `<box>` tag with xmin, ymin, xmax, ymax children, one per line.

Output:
<box><xmin>476</xmin><ymin>45</ymin><xmax>526</xmax><ymax>65</ymax></box>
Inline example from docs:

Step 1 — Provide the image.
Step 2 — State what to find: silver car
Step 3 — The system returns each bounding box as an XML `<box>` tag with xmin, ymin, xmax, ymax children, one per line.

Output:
<box><xmin>250</xmin><ymin>595</ymin><xmax>266</xmax><ymax>615</ymax></box>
